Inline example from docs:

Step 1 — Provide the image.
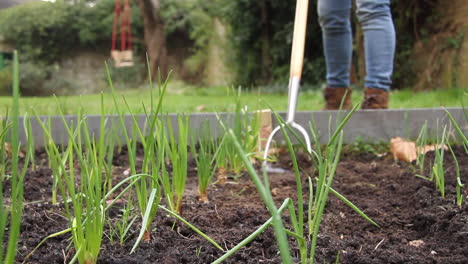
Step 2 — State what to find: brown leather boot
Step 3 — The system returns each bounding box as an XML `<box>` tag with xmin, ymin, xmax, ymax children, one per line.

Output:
<box><xmin>362</xmin><ymin>88</ymin><xmax>389</xmax><ymax>109</ymax></box>
<box><xmin>323</xmin><ymin>87</ymin><xmax>352</xmax><ymax>110</ymax></box>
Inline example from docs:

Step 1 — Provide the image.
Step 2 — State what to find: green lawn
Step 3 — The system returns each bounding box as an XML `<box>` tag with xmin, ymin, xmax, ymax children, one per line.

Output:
<box><xmin>0</xmin><ymin>84</ymin><xmax>465</xmax><ymax>116</ymax></box>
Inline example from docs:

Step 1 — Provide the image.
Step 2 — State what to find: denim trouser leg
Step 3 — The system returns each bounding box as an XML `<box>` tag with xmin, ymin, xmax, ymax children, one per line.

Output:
<box><xmin>317</xmin><ymin>0</ymin><xmax>353</xmax><ymax>88</ymax></box>
<box><xmin>357</xmin><ymin>0</ymin><xmax>395</xmax><ymax>91</ymax></box>
<box><xmin>318</xmin><ymin>0</ymin><xmax>395</xmax><ymax>91</ymax></box>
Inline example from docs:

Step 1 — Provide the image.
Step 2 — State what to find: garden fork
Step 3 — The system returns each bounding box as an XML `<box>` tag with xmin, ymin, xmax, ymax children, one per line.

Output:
<box><xmin>263</xmin><ymin>0</ymin><xmax>312</xmax><ymax>166</ymax></box>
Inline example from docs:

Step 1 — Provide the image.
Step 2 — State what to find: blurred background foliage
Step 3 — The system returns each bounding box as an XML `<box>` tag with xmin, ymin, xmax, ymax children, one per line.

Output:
<box><xmin>0</xmin><ymin>0</ymin><xmax>465</xmax><ymax>96</ymax></box>
<box><xmin>0</xmin><ymin>0</ymin><xmax>144</xmax><ymax>62</ymax></box>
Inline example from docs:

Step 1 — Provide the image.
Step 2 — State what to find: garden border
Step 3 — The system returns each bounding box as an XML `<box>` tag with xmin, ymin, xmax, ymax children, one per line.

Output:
<box><xmin>16</xmin><ymin>107</ymin><xmax>467</xmax><ymax>147</ymax></box>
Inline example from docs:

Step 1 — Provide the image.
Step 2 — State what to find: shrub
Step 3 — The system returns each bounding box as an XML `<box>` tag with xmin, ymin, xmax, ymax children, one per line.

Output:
<box><xmin>0</xmin><ymin>66</ymin><xmax>12</xmax><ymax>95</ymax></box>
<box><xmin>221</xmin><ymin>0</ymin><xmax>324</xmax><ymax>88</ymax></box>
<box><xmin>19</xmin><ymin>62</ymin><xmax>76</xmax><ymax>96</ymax></box>
<box><xmin>0</xmin><ymin>1</ymin><xmax>79</xmax><ymax>63</ymax></box>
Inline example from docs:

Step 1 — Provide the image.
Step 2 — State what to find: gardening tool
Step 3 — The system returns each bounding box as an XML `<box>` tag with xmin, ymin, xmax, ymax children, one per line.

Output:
<box><xmin>263</xmin><ymin>0</ymin><xmax>312</xmax><ymax>165</ymax></box>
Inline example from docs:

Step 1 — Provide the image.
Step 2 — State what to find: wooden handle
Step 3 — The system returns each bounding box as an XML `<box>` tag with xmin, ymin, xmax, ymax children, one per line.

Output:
<box><xmin>290</xmin><ymin>0</ymin><xmax>309</xmax><ymax>78</ymax></box>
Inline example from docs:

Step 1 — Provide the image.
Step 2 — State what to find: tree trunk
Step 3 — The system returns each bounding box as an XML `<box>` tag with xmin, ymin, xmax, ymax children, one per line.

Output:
<box><xmin>204</xmin><ymin>18</ymin><xmax>231</xmax><ymax>86</ymax></box>
<box><xmin>449</xmin><ymin>0</ymin><xmax>468</xmax><ymax>89</ymax></box>
<box><xmin>411</xmin><ymin>0</ymin><xmax>468</xmax><ymax>90</ymax></box>
<box><xmin>135</xmin><ymin>0</ymin><xmax>169</xmax><ymax>79</ymax></box>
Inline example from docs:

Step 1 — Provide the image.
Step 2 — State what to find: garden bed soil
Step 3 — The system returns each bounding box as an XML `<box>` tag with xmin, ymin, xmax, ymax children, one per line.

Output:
<box><xmin>13</xmin><ymin>146</ymin><xmax>468</xmax><ymax>263</ymax></box>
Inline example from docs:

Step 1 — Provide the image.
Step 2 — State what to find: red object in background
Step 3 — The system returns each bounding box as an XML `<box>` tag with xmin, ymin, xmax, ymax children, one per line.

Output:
<box><xmin>112</xmin><ymin>0</ymin><xmax>132</xmax><ymax>51</ymax></box>
<box><xmin>111</xmin><ymin>0</ymin><xmax>134</xmax><ymax>67</ymax></box>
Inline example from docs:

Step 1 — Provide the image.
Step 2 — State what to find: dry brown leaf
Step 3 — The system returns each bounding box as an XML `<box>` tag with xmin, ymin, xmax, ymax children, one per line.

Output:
<box><xmin>390</xmin><ymin>137</ymin><xmax>417</xmax><ymax>162</ymax></box>
<box><xmin>409</xmin><ymin>240</ymin><xmax>425</xmax><ymax>247</ymax></box>
<box><xmin>390</xmin><ymin>137</ymin><xmax>447</xmax><ymax>163</ymax></box>
<box><xmin>4</xmin><ymin>142</ymin><xmax>12</xmax><ymax>157</ymax></box>
<box><xmin>418</xmin><ymin>144</ymin><xmax>448</xmax><ymax>154</ymax></box>
<box><xmin>3</xmin><ymin>142</ymin><xmax>25</xmax><ymax>158</ymax></box>
<box><xmin>271</xmin><ymin>188</ymin><xmax>279</xmax><ymax>196</ymax></box>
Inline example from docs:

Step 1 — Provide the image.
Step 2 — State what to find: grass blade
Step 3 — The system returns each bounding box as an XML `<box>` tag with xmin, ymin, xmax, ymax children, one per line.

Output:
<box><xmin>159</xmin><ymin>205</ymin><xmax>224</xmax><ymax>251</ymax></box>
<box><xmin>329</xmin><ymin>187</ymin><xmax>380</xmax><ymax>228</ymax></box>
<box><xmin>132</xmin><ymin>188</ymin><xmax>158</xmax><ymax>253</ymax></box>
<box><xmin>445</xmin><ymin>109</ymin><xmax>468</xmax><ymax>148</ymax></box>
<box><xmin>4</xmin><ymin>50</ymin><xmax>25</xmax><ymax>264</ymax></box>
<box><xmin>212</xmin><ymin>198</ymin><xmax>291</xmax><ymax>264</ymax></box>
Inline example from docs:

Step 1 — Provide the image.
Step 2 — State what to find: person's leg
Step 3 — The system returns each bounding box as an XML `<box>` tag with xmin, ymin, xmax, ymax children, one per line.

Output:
<box><xmin>356</xmin><ymin>0</ymin><xmax>395</xmax><ymax>108</ymax></box>
<box><xmin>318</xmin><ymin>0</ymin><xmax>353</xmax><ymax>109</ymax></box>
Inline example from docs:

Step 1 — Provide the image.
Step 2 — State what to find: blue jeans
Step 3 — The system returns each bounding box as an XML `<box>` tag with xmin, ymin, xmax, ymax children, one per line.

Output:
<box><xmin>318</xmin><ymin>0</ymin><xmax>395</xmax><ymax>91</ymax></box>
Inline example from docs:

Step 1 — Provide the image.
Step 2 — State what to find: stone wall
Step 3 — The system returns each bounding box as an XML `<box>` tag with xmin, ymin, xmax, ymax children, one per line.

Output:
<box><xmin>58</xmin><ymin>49</ymin><xmax>108</xmax><ymax>94</ymax></box>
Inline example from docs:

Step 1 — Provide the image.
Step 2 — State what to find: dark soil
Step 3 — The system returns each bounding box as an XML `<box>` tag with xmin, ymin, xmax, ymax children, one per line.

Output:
<box><xmin>11</xmin><ymin>146</ymin><xmax>468</xmax><ymax>263</ymax></box>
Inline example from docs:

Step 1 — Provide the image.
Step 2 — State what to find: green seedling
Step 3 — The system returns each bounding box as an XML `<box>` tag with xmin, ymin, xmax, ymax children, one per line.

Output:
<box><xmin>448</xmin><ymin>144</ymin><xmax>464</xmax><ymax>207</ymax></box>
<box><xmin>213</xmin><ymin>199</ymin><xmax>291</xmax><ymax>264</ymax></box>
<box><xmin>121</xmin><ymin>109</ymin><xmax>162</xmax><ymax>244</ymax></box>
<box><xmin>345</xmin><ymin>136</ymin><xmax>387</xmax><ymax>155</ymax></box>
<box><xmin>431</xmin><ymin>125</ymin><xmax>447</xmax><ymax>198</ymax></box>
<box><xmin>218</xmin><ymin>103</ymin><xmax>379</xmax><ymax>264</ymax></box>
<box><xmin>158</xmin><ymin>204</ymin><xmax>224</xmax><ymax>251</ymax></box>
<box><xmin>59</xmin><ymin>111</ymin><xmax>106</xmax><ymax>264</ymax></box>
<box><xmin>23</xmin><ymin>113</ymin><xmax>35</xmax><ymax>172</ymax></box>
<box><xmin>107</xmin><ymin>198</ymin><xmax>137</xmax><ymax>246</ymax></box>
<box><xmin>43</xmin><ymin>117</ymin><xmax>57</xmax><ymax>204</ymax></box>
<box><xmin>216</xmin><ymin>88</ymin><xmax>260</xmax><ymax>181</ymax></box>
<box><xmin>229</xmin><ymin>88</ymin><xmax>259</xmax><ymax>174</ymax></box>
<box><xmin>225</xmin><ymin>128</ymin><xmax>292</xmax><ymax>263</ymax></box>
<box><xmin>103</xmin><ymin>119</ymin><xmax>117</xmax><ymax>193</ymax></box>
<box><xmin>334</xmin><ymin>251</ymin><xmax>341</xmax><ymax>264</ymax></box>
<box><xmin>415</xmin><ymin>121</ymin><xmax>428</xmax><ymax>176</ymax></box>
<box><xmin>195</xmin><ymin>247</ymin><xmax>202</xmax><ymax>257</ymax></box>
<box><xmin>0</xmin><ymin>110</ymin><xmax>9</xmax><ymax>179</ymax></box>
<box><xmin>280</xmin><ymin>106</ymin><xmax>355</xmax><ymax>263</ymax></box>
<box><xmin>214</xmin><ymin>133</ymin><xmax>229</xmax><ymax>184</ymax></box>
<box><xmin>42</xmin><ymin>116</ymin><xmax>71</xmax><ymax>205</ymax></box>
<box><xmin>0</xmin><ymin>123</ymin><xmax>10</xmax><ymax>262</ymax></box>
<box><xmin>1</xmin><ymin>51</ymin><xmax>32</xmax><ymax>264</ymax></box>
<box><xmin>445</xmin><ymin>108</ymin><xmax>467</xmax><ymax>206</ymax></box>
<box><xmin>23</xmin><ymin>173</ymin><xmax>155</xmax><ymax>264</ymax></box>
<box><xmin>445</xmin><ymin>108</ymin><xmax>468</xmax><ymax>151</ymax></box>
<box><xmin>278</xmin><ymin>105</ymin><xmax>378</xmax><ymax>263</ymax></box>
<box><xmin>33</xmin><ymin>91</ymin><xmax>119</xmax><ymax>264</ymax></box>
<box><xmin>107</xmin><ymin>62</ymin><xmax>168</xmax><ymax>243</ymax></box>
<box><xmin>190</xmin><ymin>121</ymin><xmax>218</xmax><ymax>202</ymax></box>
<box><xmin>165</xmin><ymin>114</ymin><xmax>189</xmax><ymax>214</ymax></box>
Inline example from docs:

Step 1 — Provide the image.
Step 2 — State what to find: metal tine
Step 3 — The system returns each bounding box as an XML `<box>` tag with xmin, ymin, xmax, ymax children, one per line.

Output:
<box><xmin>262</xmin><ymin>121</ymin><xmax>312</xmax><ymax>172</ymax></box>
